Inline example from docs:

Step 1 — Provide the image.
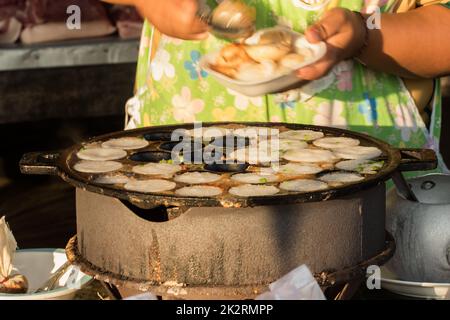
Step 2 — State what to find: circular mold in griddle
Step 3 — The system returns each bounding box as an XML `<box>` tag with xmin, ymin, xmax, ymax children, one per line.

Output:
<box><xmin>209</xmin><ymin>135</ymin><xmax>250</xmax><ymax>149</ymax></box>
<box><xmin>204</xmin><ymin>162</ymin><xmax>249</xmax><ymax>173</ymax></box>
<box><xmin>130</xmin><ymin>151</ymin><xmax>174</xmax><ymax>163</ymax></box>
<box><xmin>179</xmin><ymin>151</ymin><xmax>205</xmax><ymax>164</ymax></box>
<box><xmin>144</xmin><ymin>132</ymin><xmax>175</xmax><ymax>142</ymax></box>
<box><xmin>202</xmin><ymin>147</ymin><xmax>228</xmax><ymax>166</ymax></box>
<box><xmin>159</xmin><ymin>141</ymin><xmax>204</xmax><ymax>153</ymax></box>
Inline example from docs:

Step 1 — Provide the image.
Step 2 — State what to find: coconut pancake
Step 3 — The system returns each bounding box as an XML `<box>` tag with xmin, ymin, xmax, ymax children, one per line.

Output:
<box><xmin>231</xmin><ymin>173</ymin><xmax>279</xmax><ymax>184</ymax></box>
<box><xmin>77</xmin><ymin>148</ymin><xmax>127</xmax><ymax>161</ymax></box>
<box><xmin>313</xmin><ymin>137</ymin><xmax>360</xmax><ymax>149</ymax></box>
<box><xmin>124</xmin><ymin>179</ymin><xmax>177</xmax><ymax>193</ymax></box>
<box><xmin>175</xmin><ymin>186</ymin><xmax>223</xmax><ymax>197</ymax></box>
<box><xmin>277</xmin><ymin>163</ymin><xmax>324</xmax><ymax>175</ymax></box>
<box><xmin>280</xmin><ymin>179</ymin><xmax>329</xmax><ymax>192</ymax></box>
<box><xmin>319</xmin><ymin>172</ymin><xmax>365</xmax><ymax>184</ymax></box>
<box><xmin>174</xmin><ymin>172</ymin><xmax>222</xmax><ymax>184</ymax></box>
<box><xmin>333</xmin><ymin>146</ymin><xmax>382</xmax><ymax>160</ymax></box>
<box><xmin>336</xmin><ymin>159</ymin><xmax>384</xmax><ymax>175</ymax></box>
<box><xmin>229</xmin><ymin>184</ymin><xmax>280</xmax><ymax>197</ymax></box>
<box><xmin>279</xmin><ymin>130</ymin><xmax>324</xmax><ymax>141</ymax></box>
<box><xmin>132</xmin><ymin>163</ymin><xmax>182</xmax><ymax>176</ymax></box>
<box><xmin>74</xmin><ymin>160</ymin><xmax>123</xmax><ymax>174</ymax></box>
<box><xmin>283</xmin><ymin>149</ymin><xmax>337</xmax><ymax>163</ymax></box>
<box><xmin>229</xmin><ymin>147</ymin><xmax>280</xmax><ymax>164</ymax></box>
<box><xmin>101</xmin><ymin>137</ymin><xmax>149</xmax><ymax>150</ymax></box>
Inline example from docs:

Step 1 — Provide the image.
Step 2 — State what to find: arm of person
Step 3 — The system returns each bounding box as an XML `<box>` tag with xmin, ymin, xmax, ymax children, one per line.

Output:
<box><xmin>298</xmin><ymin>5</ymin><xmax>450</xmax><ymax>80</ymax></box>
<box><xmin>101</xmin><ymin>0</ymin><xmax>208</xmax><ymax>40</ymax></box>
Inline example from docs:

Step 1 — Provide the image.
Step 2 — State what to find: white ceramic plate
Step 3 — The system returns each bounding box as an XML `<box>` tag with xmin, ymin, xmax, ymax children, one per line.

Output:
<box><xmin>0</xmin><ymin>248</ymin><xmax>92</xmax><ymax>300</ymax></box>
<box><xmin>200</xmin><ymin>30</ymin><xmax>327</xmax><ymax>97</ymax></box>
<box><xmin>381</xmin><ymin>266</ymin><xmax>450</xmax><ymax>300</ymax></box>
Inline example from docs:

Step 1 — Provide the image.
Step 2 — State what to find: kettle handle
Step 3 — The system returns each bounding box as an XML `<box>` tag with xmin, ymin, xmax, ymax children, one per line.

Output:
<box><xmin>391</xmin><ymin>148</ymin><xmax>438</xmax><ymax>202</ymax></box>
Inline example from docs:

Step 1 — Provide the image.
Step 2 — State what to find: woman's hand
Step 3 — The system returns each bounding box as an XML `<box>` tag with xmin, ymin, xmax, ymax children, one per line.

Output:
<box><xmin>297</xmin><ymin>8</ymin><xmax>367</xmax><ymax>81</ymax></box>
<box><xmin>130</xmin><ymin>0</ymin><xmax>209</xmax><ymax>40</ymax></box>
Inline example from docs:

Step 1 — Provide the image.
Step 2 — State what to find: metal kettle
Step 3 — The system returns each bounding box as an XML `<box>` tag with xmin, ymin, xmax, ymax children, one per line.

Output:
<box><xmin>386</xmin><ymin>174</ymin><xmax>450</xmax><ymax>283</ymax></box>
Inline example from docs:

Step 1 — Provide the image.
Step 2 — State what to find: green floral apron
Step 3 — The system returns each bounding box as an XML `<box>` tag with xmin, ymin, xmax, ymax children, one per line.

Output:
<box><xmin>125</xmin><ymin>0</ymin><xmax>447</xmax><ymax>172</ymax></box>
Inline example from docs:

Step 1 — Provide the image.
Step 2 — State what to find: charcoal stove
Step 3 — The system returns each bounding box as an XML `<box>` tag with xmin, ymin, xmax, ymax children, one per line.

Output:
<box><xmin>19</xmin><ymin>122</ymin><xmax>437</xmax><ymax>300</ymax></box>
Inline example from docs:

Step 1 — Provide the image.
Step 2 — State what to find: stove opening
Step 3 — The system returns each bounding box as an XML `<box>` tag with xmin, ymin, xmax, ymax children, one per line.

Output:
<box><xmin>120</xmin><ymin>200</ymin><xmax>183</xmax><ymax>222</ymax></box>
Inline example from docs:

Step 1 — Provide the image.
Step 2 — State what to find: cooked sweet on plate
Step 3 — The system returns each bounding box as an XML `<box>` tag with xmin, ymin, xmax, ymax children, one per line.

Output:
<box><xmin>124</xmin><ymin>179</ymin><xmax>177</xmax><ymax>193</ymax></box>
<box><xmin>235</xmin><ymin>61</ymin><xmax>278</xmax><ymax>82</ymax></box>
<box><xmin>208</xmin><ymin>28</ymin><xmax>321</xmax><ymax>82</ymax></box>
<box><xmin>175</xmin><ymin>186</ymin><xmax>223</xmax><ymax>197</ymax></box>
<box><xmin>74</xmin><ymin>160</ymin><xmax>123</xmax><ymax>173</ymax></box>
<box><xmin>174</xmin><ymin>172</ymin><xmax>222</xmax><ymax>184</ymax></box>
<box><xmin>280</xmin><ymin>53</ymin><xmax>307</xmax><ymax>70</ymax></box>
<box><xmin>132</xmin><ymin>163</ymin><xmax>182</xmax><ymax>176</ymax></box>
<box><xmin>231</xmin><ymin>173</ymin><xmax>279</xmax><ymax>184</ymax></box>
<box><xmin>209</xmin><ymin>43</ymin><xmax>255</xmax><ymax>79</ymax></box>
<box><xmin>77</xmin><ymin>148</ymin><xmax>127</xmax><ymax>161</ymax></box>
<box><xmin>280</xmin><ymin>179</ymin><xmax>329</xmax><ymax>192</ymax></box>
<box><xmin>101</xmin><ymin>137</ymin><xmax>149</xmax><ymax>150</ymax></box>
<box><xmin>229</xmin><ymin>184</ymin><xmax>280</xmax><ymax>197</ymax></box>
<box><xmin>243</xmin><ymin>28</ymin><xmax>293</xmax><ymax>62</ymax></box>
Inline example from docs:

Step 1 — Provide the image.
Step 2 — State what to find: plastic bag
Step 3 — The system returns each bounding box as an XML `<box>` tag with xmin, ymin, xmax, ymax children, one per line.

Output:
<box><xmin>0</xmin><ymin>216</ymin><xmax>28</xmax><ymax>294</ymax></box>
<box><xmin>256</xmin><ymin>265</ymin><xmax>326</xmax><ymax>300</ymax></box>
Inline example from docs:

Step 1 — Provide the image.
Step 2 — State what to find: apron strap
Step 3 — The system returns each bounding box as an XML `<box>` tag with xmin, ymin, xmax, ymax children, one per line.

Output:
<box><xmin>429</xmin><ymin>78</ymin><xmax>449</xmax><ymax>172</ymax></box>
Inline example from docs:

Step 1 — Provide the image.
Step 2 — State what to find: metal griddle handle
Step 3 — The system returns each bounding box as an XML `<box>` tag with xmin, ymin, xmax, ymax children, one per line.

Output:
<box><xmin>393</xmin><ymin>148</ymin><xmax>438</xmax><ymax>202</ymax></box>
<box><xmin>19</xmin><ymin>151</ymin><xmax>61</xmax><ymax>176</ymax></box>
<box><xmin>397</xmin><ymin>148</ymin><xmax>438</xmax><ymax>172</ymax></box>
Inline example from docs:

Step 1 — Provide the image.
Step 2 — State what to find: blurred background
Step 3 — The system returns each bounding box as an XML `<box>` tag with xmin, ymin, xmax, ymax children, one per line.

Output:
<box><xmin>0</xmin><ymin>0</ymin><xmax>140</xmax><ymax>247</ymax></box>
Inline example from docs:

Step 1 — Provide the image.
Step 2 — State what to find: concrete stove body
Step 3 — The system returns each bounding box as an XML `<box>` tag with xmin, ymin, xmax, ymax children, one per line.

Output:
<box><xmin>72</xmin><ymin>183</ymin><xmax>387</xmax><ymax>299</ymax></box>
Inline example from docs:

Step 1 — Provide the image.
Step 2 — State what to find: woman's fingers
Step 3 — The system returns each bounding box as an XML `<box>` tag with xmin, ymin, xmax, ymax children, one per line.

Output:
<box><xmin>298</xmin><ymin>8</ymin><xmax>365</xmax><ymax>80</ymax></box>
<box><xmin>188</xmin><ymin>16</ymin><xmax>210</xmax><ymax>36</ymax></box>
<box><xmin>305</xmin><ymin>8</ymin><xmax>348</xmax><ymax>43</ymax></box>
<box><xmin>134</xmin><ymin>0</ymin><xmax>209</xmax><ymax>40</ymax></box>
<box><xmin>297</xmin><ymin>47</ymin><xmax>339</xmax><ymax>80</ymax></box>
<box><xmin>177</xmin><ymin>0</ymin><xmax>209</xmax><ymax>34</ymax></box>
<box><xmin>178</xmin><ymin>31</ymin><xmax>209</xmax><ymax>41</ymax></box>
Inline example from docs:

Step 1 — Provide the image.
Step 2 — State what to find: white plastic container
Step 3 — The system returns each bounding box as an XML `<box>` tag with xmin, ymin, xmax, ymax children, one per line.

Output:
<box><xmin>0</xmin><ymin>249</ymin><xmax>92</xmax><ymax>300</ymax></box>
<box><xmin>200</xmin><ymin>28</ymin><xmax>327</xmax><ymax>97</ymax></box>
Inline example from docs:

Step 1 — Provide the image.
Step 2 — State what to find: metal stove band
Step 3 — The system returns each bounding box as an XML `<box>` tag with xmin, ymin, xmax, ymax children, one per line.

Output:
<box><xmin>65</xmin><ymin>233</ymin><xmax>395</xmax><ymax>299</ymax></box>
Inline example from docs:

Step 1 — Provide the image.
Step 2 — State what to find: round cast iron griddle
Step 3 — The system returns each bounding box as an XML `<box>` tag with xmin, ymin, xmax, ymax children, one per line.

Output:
<box><xmin>19</xmin><ymin>122</ymin><xmax>437</xmax><ymax>209</ymax></box>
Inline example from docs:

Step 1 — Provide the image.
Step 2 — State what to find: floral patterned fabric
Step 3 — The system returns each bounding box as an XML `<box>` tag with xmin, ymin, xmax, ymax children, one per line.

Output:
<box><xmin>126</xmin><ymin>0</ymin><xmax>446</xmax><ymax>171</ymax></box>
